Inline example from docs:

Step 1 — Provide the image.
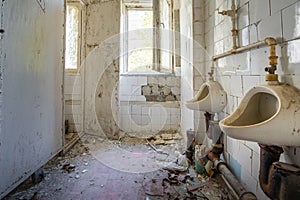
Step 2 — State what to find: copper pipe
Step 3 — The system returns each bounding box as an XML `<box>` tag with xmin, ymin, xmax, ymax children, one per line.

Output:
<box><xmin>264</xmin><ymin>37</ymin><xmax>278</xmax><ymax>75</ymax></box>
<box><xmin>230</xmin><ymin>0</ymin><xmax>237</xmax><ymax>50</ymax></box>
<box><xmin>217</xmin><ymin>0</ymin><xmax>238</xmax><ymax>50</ymax></box>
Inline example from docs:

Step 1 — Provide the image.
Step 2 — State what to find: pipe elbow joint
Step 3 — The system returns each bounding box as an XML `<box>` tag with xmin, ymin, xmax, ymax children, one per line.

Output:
<box><xmin>264</xmin><ymin>37</ymin><xmax>277</xmax><ymax>46</ymax></box>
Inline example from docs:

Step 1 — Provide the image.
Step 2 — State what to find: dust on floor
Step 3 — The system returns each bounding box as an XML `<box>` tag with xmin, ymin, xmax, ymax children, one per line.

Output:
<box><xmin>4</xmin><ymin>134</ymin><xmax>234</xmax><ymax>200</ymax></box>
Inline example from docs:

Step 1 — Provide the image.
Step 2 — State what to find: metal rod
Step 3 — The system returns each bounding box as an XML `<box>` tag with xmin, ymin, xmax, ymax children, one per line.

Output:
<box><xmin>208</xmin><ymin>149</ymin><xmax>257</xmax><ymax>200</ymax></box>
<box><xmin>214</xmin><ymin>160</ymin><xmax>257</xmax><ymax>200</ymax></box>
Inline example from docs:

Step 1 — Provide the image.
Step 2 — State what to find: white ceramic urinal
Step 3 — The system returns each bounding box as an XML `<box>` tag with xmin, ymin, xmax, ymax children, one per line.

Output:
<box><xmin>185</xmin><ymin>80</ymin><xmax>227</xmax><ymax>113</ymax></box>
<box><xmin>219</xmin><ymin>81</ymin><xmax>300</xmax><ymax>146</ymax></box>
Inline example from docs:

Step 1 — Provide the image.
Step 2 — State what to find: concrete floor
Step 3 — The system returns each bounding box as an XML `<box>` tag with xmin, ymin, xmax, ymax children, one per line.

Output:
<box><xmin>4</xmin><ymin>134</ymin><xmax>234</xmax><ymax>200</ymax></box>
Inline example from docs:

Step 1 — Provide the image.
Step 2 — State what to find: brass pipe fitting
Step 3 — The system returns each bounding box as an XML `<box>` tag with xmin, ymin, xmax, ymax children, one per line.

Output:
<box><xmin>264</xmin><ymin>37</ymin><xmax>278</xmax><ymax>67</ymax></box>
<box><xmin>264</xmin><ymin>37</ymin><xmax>279</xmax><ymax>81</ymax></box>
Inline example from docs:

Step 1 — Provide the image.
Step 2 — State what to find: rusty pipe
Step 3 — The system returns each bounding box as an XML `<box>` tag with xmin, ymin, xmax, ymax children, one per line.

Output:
<box><xmin>264</xmin><ymin>37</ymin><xmax>278</xmax><ymax>76</ymax></box>
<box><xmin>212</xmin><ymin>38</ymin><xmax>278</xmax><ymax>61</ymax></box>
<box><xmin>230</xmin><ymin>0</ymin><xmax>238</xmax><ymax>50</ymax></box>
<box><xmin>217</xmin><ymin>0</ymin><xmax>237</xmax><ymax>50</ymax></box>
<box><xmin>212</xmin><ymin>37</ymin><xmax>279</xmax><ymax>81</ymax></box>
<box><xmin>258</xmin><ymin>144</ymin><xmax>283</xmax><ymax>199</ymax></box>
<box><xmin>204</xmin><ymin>112</ymin><xmax>213</xmax><ymax>132</ymax></box>
<box><xmin>275</xmin><ymin>162</ymin><xmax>300</xmax><ymax>200</ymax></box>
<box><xmin>208</xmin><ymin>150</ymin><xmax>257</xmax><ymax>200</ymax></box>
<box><xmin>258</xmin><ymin>144</ymin><xmax>283</xmax><ymax>187</ymax></box>
<box><xmin>259</xmin><ymin>144</ymin><xmax>300</xmax><ymax>200</ymax></box>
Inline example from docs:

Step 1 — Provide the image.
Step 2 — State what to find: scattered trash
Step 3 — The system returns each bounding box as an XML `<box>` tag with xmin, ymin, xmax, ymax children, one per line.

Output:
<box><xmin>146</xmin><ymin>139</ymin><xmax>168</xmax><ymax>155</ymax></box>
<box><xmin>163</xmin><ymin>163</ymin><xmax>187</xmax><ymax>173</ymax></box>
<box><xmin>89</xmin><ymin>180</ymin><xmax>95</xmax><ymax>186</ymax></box>
<box><xmin>31</xmin><ymin>168</ymin><xmax>45</xmax><ymax>184</ymax></box>
<box><xmin>177</xmin><ymin>154</ymin><xmax>189</xmax><ymax>167</ymax></box>
<box><xmin>62</xmin><ymin>163</ymin><xmax>75</xmax><ymax>173</ymax></box>
<box><xmin>205</xmin><ymin>160</ymin><xmax>214</xmax><ymax>177</ymax></box>
<box><xmin>195</xmin><ymin>158</ymin><xmax>208</xmax><ymax>176</ymax></box>
<box><xmin>65</xmin><ymin>132</ymin><xmax>74</xmax><ymax>140</ymax></box>
<box><xmin>29</xmin><ymin>192</ymin><xmax>38</xmax><ymax>200</ymax></box>
<box><xmin>194</xmin><ymin>145</ymin><xmax>211</xmax><ymax>176</ymax></box>
<box><xmin>144</xmin><ymin>179</ymin><xmax>164</xmax><ymax>196</ymax></box>
<box><xmin>6</xmin><ymin>135</ymin><xmax>233</xmax><ymax>200</ymax></box>
<box><xmin>186</xmin><ymin>183</ymin><xmax>205</xmax><ymax>192</ymax></box>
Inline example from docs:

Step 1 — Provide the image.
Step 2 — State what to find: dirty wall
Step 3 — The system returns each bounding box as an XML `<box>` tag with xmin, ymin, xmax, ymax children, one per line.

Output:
<box><xmin>0</xmin><ymin>0</ymin><xmax>65</xmax><ymax>198</ymax></box>
<box><xmin>180</xmin><ymin>0</ymin><xmax>194</xmax><ymax>142</ymax></box>
<box><xmin>84</xmin><ymin>0</ymin><xmax>120</xmax><ymax>139</ymax></box>
<box><xmin>201</xmin><ymin>0</ymin><xmax>300</xmax><ymax>198</ymax></box>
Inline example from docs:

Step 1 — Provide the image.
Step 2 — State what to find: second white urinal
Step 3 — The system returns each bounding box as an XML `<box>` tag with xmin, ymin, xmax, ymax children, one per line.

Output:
<box><xmin>219</xmin><ymin>81</ymin><xmax>300</xmax><ymax>146</ymax></box>
<box><xmin>185</xmin><ymin>80</ymin><xmax>227</xmax><ymax>113</ymax></box>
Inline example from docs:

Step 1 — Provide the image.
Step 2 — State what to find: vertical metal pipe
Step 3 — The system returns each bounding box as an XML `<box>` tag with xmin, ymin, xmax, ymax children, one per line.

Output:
<box><xmin>258</xmin><ymin>144</ymin><xmax>283</xmax><ymax>199</ymax></box>
<box><xmin>230</xmin><ymin>0</ymin><xmax>237</xmax><ymax>50</ymax></box>
<box><xmin>259</xmin><ymin>144</ymin><xmax>300</xmax><ymax>200</ymax></box>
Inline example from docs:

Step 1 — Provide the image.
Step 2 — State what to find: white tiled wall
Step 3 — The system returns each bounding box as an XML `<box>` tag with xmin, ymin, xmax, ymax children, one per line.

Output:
<box><xmin>119</xmin><ymin>75</ymin><xmax>181</xmax><ymax>136</ymax></box>
<box><xmin>64</xmin><ymin>73</ymin><xmax>82</xmax><ymax>133</ymax></box>
<box><xmin>202</xmin><ymin>0</ymin><xmax>300</xmax><ymax>198</ymax></box>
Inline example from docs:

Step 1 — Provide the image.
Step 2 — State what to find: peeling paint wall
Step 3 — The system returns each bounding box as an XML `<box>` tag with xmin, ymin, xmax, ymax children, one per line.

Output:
<box><xmin>84</xmin><ymin>0</ymin><xmax>120</xmax><ymax>139</ymax></box>
<box><xmin>0</xmin><ymin>0</ymin><xmax>64</xmax><ymax>198</ymax></box>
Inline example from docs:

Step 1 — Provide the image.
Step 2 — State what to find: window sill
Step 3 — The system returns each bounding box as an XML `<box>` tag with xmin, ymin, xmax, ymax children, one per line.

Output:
<box><xmin>120</xmin><ymin>72</ymin><xmax>177</xmax><ymax>77</ymax></box>
<box><xmin>65</xmin><ymin>69</ymin><xmax>80</xmax><ymax>75</ymax></box>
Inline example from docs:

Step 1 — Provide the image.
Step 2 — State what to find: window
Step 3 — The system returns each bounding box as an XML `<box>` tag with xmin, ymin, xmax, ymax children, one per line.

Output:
<box><xmin>65</xmin><ymin>2</ymin><xmax>83</xmax><ymax>71</ymax></box>
<box><xmin>120</xmin><ymin>0</ymin><xmax>175</xmax><ymax>74</ymax></box>
<box><xmin>159</xmin><ymin>0</ymin><xmax>172</xmax><ymax>72</ymax></box>
<box><xmin>127</xmin><ymin>9</ymin><xmax>153</xmax><ymax>72</ymax></box>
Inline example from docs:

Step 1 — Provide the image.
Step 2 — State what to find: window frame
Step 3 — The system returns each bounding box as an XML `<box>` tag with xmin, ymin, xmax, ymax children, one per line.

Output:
<box><xmin>65</xmin><ymin>0</ymin><xmax>84</xmax><ymax>74</ymax></box>
<box><xmin>121</xmin><ymin>0</ymin><xmax>175</xmax><ymax>75</ymax></box>
<box><xmin>122</xmin><ymin>4</ymin><xmax>153</xmax><ymax>74</ymax></box>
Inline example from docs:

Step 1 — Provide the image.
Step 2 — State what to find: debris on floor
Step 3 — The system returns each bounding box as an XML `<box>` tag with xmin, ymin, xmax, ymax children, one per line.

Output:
<box><xmin>145</xmin><ymin>179</ymin><xmax>164</xmax><ymax>196</ymax></box>
<box><xmin>3</xmin><ymin>134</ymin><xmax>234</xmax><ymax>200</ymax></box>
<box><xmin>61</xmin><ymin>163</ymin><xmax>76</xmax><ymax>173</ymax></box>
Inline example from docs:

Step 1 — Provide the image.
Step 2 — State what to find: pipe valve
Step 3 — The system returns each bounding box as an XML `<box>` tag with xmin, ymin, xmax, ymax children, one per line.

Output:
<box><xmin>265</xmin><ymin>65</ymin><xmax>277</xmax><ymax>74</ymax></box>
<box><xmin>217</xmin><ymin>8</ymin><xmax>234</xmax><ymax>17</ymax></box>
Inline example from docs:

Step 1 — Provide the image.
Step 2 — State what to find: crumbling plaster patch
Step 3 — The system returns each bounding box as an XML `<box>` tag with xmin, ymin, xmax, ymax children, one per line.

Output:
<box><xmin>84</xmin><ymin>0</ymin><xmax>121</xmax><ymax>139</ymax></box>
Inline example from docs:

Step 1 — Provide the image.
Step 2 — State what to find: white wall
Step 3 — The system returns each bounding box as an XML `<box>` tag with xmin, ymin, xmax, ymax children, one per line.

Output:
<box><xmin>119</xmin><ymin>75</ymin><xmax>181</xmax><ymax>136</ymax></box>
<box><xmin>180</xmin><ymin>0</ymin><xmax>194</xmax><ymax>143</ymax></box>
<box><xmin>64</xmin><ymin>74</ymin><xmax>82</xmax><ymax>133</ymax></box>
<box><xmin>84</xmin><ymin>0</ymin><xmax>120</xmax><ymax>139</ymax></box>
<box><xmin>64</xmin><ymin>2</ymin><xmax>87</xmax><ymax>134</ymax></box>
<box><xmin>192</xmin><ymin>0</ymin><xmax>208</xmax><ymax>143</ymax></box>
<box><xmin>0</xmin><ymin>0</ymin><xmax>64</xmax><ymax>198</ymax></box>
<box><xmin>203</xmin><ymin>0</ymin><xmax>300</xmax><ymax>198</ymax></box>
